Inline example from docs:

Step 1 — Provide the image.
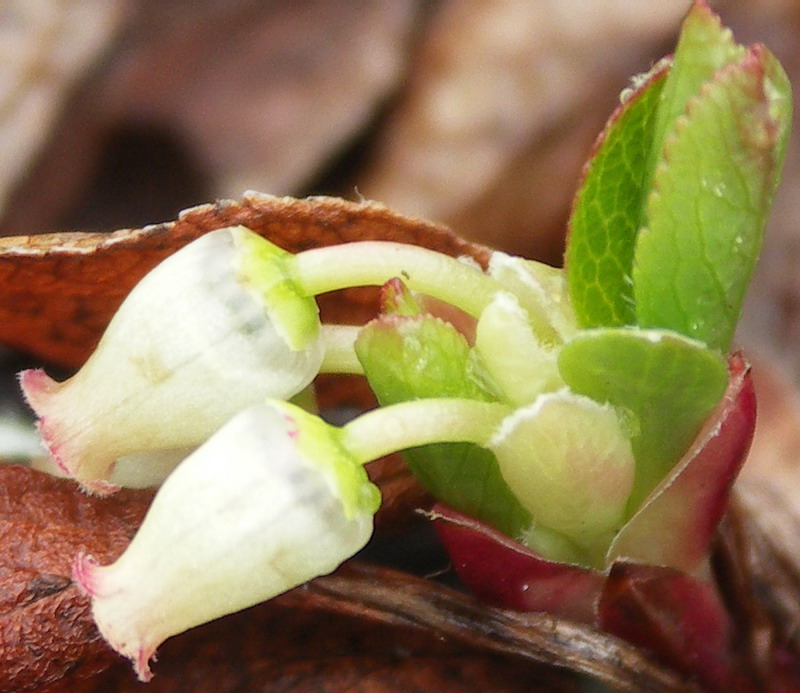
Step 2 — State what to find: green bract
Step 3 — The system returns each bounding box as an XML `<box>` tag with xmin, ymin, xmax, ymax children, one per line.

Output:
<box><xmin>559</xmin><ymin>329</ymin><xmax>728</xmax><ymax>512</ymax></box>
<box><xmin>355</xmin><ymin>285</ymin><xmax>532</xmax><ymax>538</ymax></box>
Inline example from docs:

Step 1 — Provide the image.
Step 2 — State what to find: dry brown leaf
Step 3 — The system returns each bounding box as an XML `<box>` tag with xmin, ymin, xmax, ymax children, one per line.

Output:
<box><xmin>713</xmin><ymin>497</ymin><xmax>800</xmax><ymax>689</ymax></box>
<box><xmin>739</xmin><ymin>354</ymin><xmax>800</xmax><ymax>501</ymax></box>
<box><xmin>707</xmin><ymin>352</ymin><xmax>800</xmax><ymax>688</ymax></box>
<box><xmin>733</xmin><ymin>355</ymin><xmax>800</xmax><ymax>615</ymax></box>
<box><xmin>295</xmin><ymin>563</ymin><xmax>700</xmax><ymax>693</ymax></box>
<box><xmin>68</xmin><ymin>561</ymin><xmax>696</xmax><ymax>693</ymax></box>
<box><xmin>444</xmin><ymin>107</ymin><xmax>605</xmax><ymax>264</ymax></box>
<box><xmin>0</xmin><ymin>0</ymin><xmax>426</xmax><ymax>235</ymax></box>
<box><xmin>0</xmin><ymin>192</ymin><xmax>490</xmax><ymax>370</ymax></box>
<box><xmin>72</xmin><ymin>586</ymin><xmax>583</xmax><ymax>693</ymax></box>
<box><xmin>0</xmin><ymin>465</ymin><xmax>150</xmax><ymax>693</ymax></box>
<box><xmin>96</xmin><ymin>0</ymin><xmax>423</xmax><ymax>199</ymax></box>
<box><xmin>731</xmin><ymin>1</ymin><xmax>800</xmax><ymax>375</ymax></box>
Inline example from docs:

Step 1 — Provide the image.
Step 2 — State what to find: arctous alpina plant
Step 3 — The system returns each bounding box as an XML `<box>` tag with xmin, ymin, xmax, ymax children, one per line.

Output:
<box><xmin>17</xmin><ymin>1</ymin><xmax>792</xmax><ymax>689</ymax></box>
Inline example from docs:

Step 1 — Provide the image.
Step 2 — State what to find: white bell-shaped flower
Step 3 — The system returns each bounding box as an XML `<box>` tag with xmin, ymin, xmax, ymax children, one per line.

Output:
<box><xmin>73</xmin><ymin>400</ymin><xmax>380</xmax><ymax>681</ymax></box>
<box><xmin>20</xmin><ymin>227</ymin><xmax>324</xmax><ymax>493</ymax></box>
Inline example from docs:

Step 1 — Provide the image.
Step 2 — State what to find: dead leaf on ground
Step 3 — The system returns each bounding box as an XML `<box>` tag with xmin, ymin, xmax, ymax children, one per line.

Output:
<box><xmin>0</xmin><ymin>0</ymin><xmax>427</xmax><ymax>236</ymax></box>
<box><xmin>73</xmin><ymin>584</ymin><xmax>581</xmax><ymax>693</ymax></box>
<box><xmin>294</xmin><ymin>563</ymin><xmax>699</xmax><ymax>693</ymax></box>
<box><xmin>713</xmin><ymin>497</ymin><xmax>800</xmax><ymax>691</ymax></box>
<box><xmin>94</xmin><ymin>0</ymin><xmax>425</xmax><ymax>200</ymax></box>
<box><xmin>70</xmin><ymin>561</ymin><xmax>696</xmax><ymax>693</ymax></box>
<box><xmin>0</xmin><ymin>465</ymin><xmax>151</xmax><ymax>693</ymax></box>
<box><xmin>0</xmin><ymin>192</ymin><xmax>490</xmax><ymax>371</ymax></box>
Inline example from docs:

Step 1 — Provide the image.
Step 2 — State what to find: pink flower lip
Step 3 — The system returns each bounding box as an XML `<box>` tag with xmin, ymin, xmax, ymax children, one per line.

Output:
<box><xmin>72</xmin><ymin>553</ymin><xmax>102</xmax><ymax>598</ymax></box>
<box><xmin>72</xmin><ymin>552</ymin><xmax>158</xmax><ymax>681</ymax></box>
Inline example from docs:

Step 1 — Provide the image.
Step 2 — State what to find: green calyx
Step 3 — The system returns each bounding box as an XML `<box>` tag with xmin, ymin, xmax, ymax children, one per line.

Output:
<box><xmin>232</xmin><ymin>227</ymin><xmax>321</xmax><ymax>351</ymax></box>
<box><xmin>267</xmin><ymin>400</ymin><xmax>381</xmax><ymax>520</ymax></box>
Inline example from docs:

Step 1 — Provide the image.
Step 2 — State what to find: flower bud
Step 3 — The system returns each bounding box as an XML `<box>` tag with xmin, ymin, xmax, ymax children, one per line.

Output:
<box><xmin>474</xmin><ymin>292</ymin><xmax>563</xmax><ymax>405</ymax></box>
<box><xmin>73</xmin><ymin>400</ymin><xmax>380</xmax><ymax>681</ymax></box>
<box><xmin>487</xmin><ymin>252</ymin><xmax>577</xmax><ymax>345</ymax></box>
<box><xmin>490</xmin><ymin>391</ymin><xmax>635</xmax><ymax>554</ymax></box>
<box><xmin>20</xmin><ymin>227</ymin><xmax>324</xmax><ymax>493</ymax></box>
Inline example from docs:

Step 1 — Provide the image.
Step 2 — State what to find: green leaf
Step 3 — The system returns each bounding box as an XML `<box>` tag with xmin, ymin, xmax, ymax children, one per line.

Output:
<box><xmin>643</xmin><ymin>0</ymin><xmax>746</xmax><ymax>187</ymax></box>
<box><xmin>565</xmin><ymin>1</ymin><xmax>775</xmax><ymax>337</ymax></box>
<box><xmin>634</xmin><ymin>47</ymin><xmax>792</xmax><ymax>350</ymax></box>
<box><xmin>558</xmin><ymin>328</ymin><xmax>728</xmax><ymax>514</ymax></box>
<box><xmin>355</xmin><ymin>313</ymin><xmax>531</xmax><ymax>538</ymax></box>
<box><xmin>565</xmin><ymin>63</ymin><xmax>668</xmax><ymax>328</ymax></box>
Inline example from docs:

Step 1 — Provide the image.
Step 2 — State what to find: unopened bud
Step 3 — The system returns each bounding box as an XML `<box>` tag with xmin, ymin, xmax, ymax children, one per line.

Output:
<box><xmin>491</xmin><ymin>391</ymin><xmax>635</xmax><ymax>551</ymax></box>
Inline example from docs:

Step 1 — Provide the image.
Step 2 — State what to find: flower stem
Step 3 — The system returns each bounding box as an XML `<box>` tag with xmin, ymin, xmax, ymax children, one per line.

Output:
<box><xmin>341</xmin><ymin>398</ymin><xmax>510</xmax><ymax>465</ymax></box>
<box><xmin>320</xmin><ymin>325</ymin><xmax>364</xmax><ymax>374</ymax></box>
<box><xmin>291</xmin><ymin>242</ymin><xmax>503</xmax><ymax>318</ymax></box>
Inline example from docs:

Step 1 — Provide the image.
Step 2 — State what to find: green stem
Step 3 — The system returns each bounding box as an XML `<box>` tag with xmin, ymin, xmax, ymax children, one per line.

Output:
<box><xmin>341</xmin><ymin>398</ymin><xmax>510</xmax><ymax>465</ymax></box>
<box><xmin>320</xmin><ymin>324</ymin><xmax>364</xmax><ymax>375</ymax></box>
<box><xmin>291</xmin><ymin>242</ymin><xmax>503</xmax><ymax>318</ymax></box>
